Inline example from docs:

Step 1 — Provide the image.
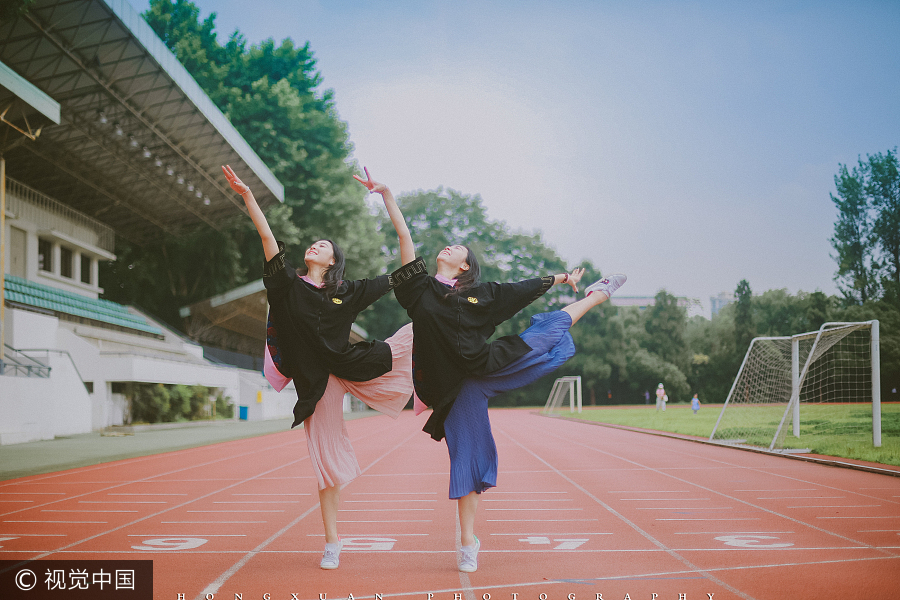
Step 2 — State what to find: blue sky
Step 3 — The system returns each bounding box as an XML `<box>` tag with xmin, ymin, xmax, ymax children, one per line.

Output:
<box><xmin>134</xmin><ymin>0</ymin><xmax>900</xmax><ymax>316</ymax></box>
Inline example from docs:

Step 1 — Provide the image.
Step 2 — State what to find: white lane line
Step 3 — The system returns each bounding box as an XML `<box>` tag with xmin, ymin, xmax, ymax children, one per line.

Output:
<box><xmin>818</xmin><ymin>516</ymin><xmax>900</xmax><ymax>519</ymax></box>
<box><xmin>127</xmin><ymin>534</ymin><xmax>247</xmax><ymax>537</ymax></box>
<box><xmin>351</xmin><ymin>492</ymin><xmax>438</xmax><ymax>495</ymax></box>
<box><xmin>490</xmin><ymin>532</ymin><xmax>613</xmax><ymax>535</ymax></box>
<box><xmin>337</xmin><ymin>509</ymin><xmax>434</xmax><ymax>512</ymax></box>
<box><xmin>304</xmin><ymin>533</ymin><xmax>430</xmax><ymax>540</ymax></box>
<box><xmin>483</xmin><ymin>498</ymin><xmax>572</xmax><ymax>502</ymax></box>
<box><xmin>621</xmin><ymin>498</ymin><xmax>710</xmax><ymax>501</ymax></box>
<box><xmin>500</xmin><ymin>429</ymin><xmax>758</xmax><ymax>600</ymax></box>
<box><xmin>195</xmin><ymin>428</ymin><xmax>420</xmax><ymax>600</ymax></box>
<box><xmin>758</xmin><ymin>496</ymin><xmax>845</xmax><ymax>499</ymax></box>
<box><xmin>337</xmin><ymin>520</ymin><xmax>433</xmax><ymax>523</ymax></box>
<box><xmin>658</xmin><ymin>518</ymin><xmax>761</xmax><ymax>521</ymax></box>
<box><xmin>231</xmin><ymin>493</ymin><xmax>311</xmax><ymax>495</ymax></box>
<box><xmin>212</xmin><ymin>501</ymin><xmax>297</xmax><ymax>504</ymax></box>
<box><xmin>107</xmin><ymin>493</ymin><xmax>188</xmax><ymax>496</ymax></box>
<box><xmin>635</xmin><ymin>507</ymin><xmax>734</xmax><ymax>510</ymax></box>
<box><xmin>609</xmin><ymin>490</ymin><xmax>693</xmax><ymax>493</ymax></box>
<box><xmin>487</xmin><ymin>519</ymin><xmax>598</xmax><ymax>522</ymax></box>
<box><xmin>4</xmin><ymin>520</ymin><xmax>108</xmax><ymax>524</ymax></box>
<box><xmin>344</xmin><ymin>500</ymin><xmax>437</xmax><ymax>503</ymax></box>
<box><xmin>212</xmin><ymin>554</ymin><xmax>899</xmax><ymax>600</ymax></box>
<box><xmin>788</xmin><ymin>505</ymin><xmax>881</xmax><ymax>509</ymax></box>
<box><xmin>485</xmin><ymin>491</ymin><xmax>569</xmax><ymax>494</ymax></box>
<box><xmin>549</xmin><ymin>428</ymin><xmax>892</xmax><ymax>553</ymax></box>
<box><xmin>736</xmin><ymin>489</ymin><xmax>818</xmax><ymax>492</ymax></box>
<box><xmin>41</xmin><ymin>510</ymin><xmax>138</xmax><ymax>513</ymax></box>
<box><xmin>79</xmin><ymin>501</ymin><xmax>167</xmax><ymax>504</ymax></box>
<box><xmin>0</xmin><ymin>435</ymin><xmax>309</xmax><ymax>529</ymax></box>
<box><xmin>161</xmin><ymin>521</ymin><xmax>267</xmax><ymax>524</ymax></box>
<box><xmin>859</xmin><ymin>529</ymin><xmax>900</xmax><ymax>532</ymax></box>
<box><xmin>675</xmin><ymin>531</ymin><xmax>794</xmax><ymax>535</ymax></box>
<box><xmin>185</xmin><ymin>510</ymin><xmax>285</xmax><ymax>513</ymax></box>
<box><xmin>485</xmin><ymin>508</ymin><xmax>583</xmax><ymax>511</ymax></box>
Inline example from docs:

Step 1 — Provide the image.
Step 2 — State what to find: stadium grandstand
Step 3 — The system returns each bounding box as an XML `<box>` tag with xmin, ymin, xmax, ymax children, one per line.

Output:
<box><xmin>0</xmin><ymin>0</ymin><xmax>312</xmax><ymax>444</ymax></box>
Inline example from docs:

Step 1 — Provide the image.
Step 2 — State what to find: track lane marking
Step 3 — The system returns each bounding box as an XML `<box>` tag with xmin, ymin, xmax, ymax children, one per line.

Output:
<box><xmin>538</xmin><ymin>423</ymin><xmax>898</xmax><ymax>556</ymax></box>
<box><xmin>498</xmin><ymin>427</ymin><xmax>759</xmax><ymax>600</ymax></box>
<box><xmin>195</xmin><ymin>428</ymin><xmax>421</xmax><ymax>600</ymax></box>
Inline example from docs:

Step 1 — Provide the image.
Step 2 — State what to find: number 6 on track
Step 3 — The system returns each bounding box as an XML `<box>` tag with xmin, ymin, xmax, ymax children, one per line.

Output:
<box><xmin>131</xmin><ymin>538</ymin><xmax>208</xmax><ymax>551</ymax></box>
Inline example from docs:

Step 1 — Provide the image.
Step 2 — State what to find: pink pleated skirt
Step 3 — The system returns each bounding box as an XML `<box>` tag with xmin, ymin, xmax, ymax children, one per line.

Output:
<box><xmin>303</xmin><ymin>323</ymin><xmax>414</xmax><ymax>489</ymax></box>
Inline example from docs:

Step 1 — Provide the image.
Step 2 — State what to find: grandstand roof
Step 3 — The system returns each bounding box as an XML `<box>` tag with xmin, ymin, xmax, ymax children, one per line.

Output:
<box><xmin>0</xmin><ymin>0</ymin><xmax>284</xmax><ymax>246</ymax></box>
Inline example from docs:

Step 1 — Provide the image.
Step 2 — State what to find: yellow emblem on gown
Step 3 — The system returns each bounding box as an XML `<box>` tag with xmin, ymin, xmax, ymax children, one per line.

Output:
<box><xmin>332</xmin><ymin>297</ymin><xmax>343</xmax><ymax>304</ymax></box>
<box><xmin>467</xmin><ymin>297</ymin><xmax>478</xmax><ymax>304</ymax></box>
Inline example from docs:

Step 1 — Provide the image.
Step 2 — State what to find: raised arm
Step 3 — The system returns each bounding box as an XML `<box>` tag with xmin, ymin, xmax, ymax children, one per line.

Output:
<box><xmin>354</xmin><ymin>167</ymin><xmax>415</xmax><ymax>266</ymax></box>
<box><xmin>223</xmin><ymin>165</ymin><xmax>279</xmax><ymax>261</ymax></box>
<box><xmin>552</xmin><ymin>267</ymin><xmax>585</xmax><ymax>293</ymax></box>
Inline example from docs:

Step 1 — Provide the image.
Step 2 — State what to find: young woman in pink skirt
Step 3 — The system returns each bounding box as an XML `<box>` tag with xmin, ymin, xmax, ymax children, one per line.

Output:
<box><xmin>223</xmin><ymin>166</ymin><xmax>414</xmax><ymax>570</ymax></box>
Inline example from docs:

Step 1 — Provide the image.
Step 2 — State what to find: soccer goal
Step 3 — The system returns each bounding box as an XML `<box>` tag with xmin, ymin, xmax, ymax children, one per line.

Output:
<box><xmin>709</xmin><ymin>321</ymin><xmax>881</xmax><ymax>452</ymax></box>
<box><xmin>541</xmin><ymin>376</ymin><xmax>582</xmax><ymax>414</ymax></box>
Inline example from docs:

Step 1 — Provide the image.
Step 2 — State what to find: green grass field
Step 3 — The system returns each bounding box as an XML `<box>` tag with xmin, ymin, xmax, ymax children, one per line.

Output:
<box><xmin>556</xmin><ymin>403</ymin><xmax>900</xmax><ymax>467</ymax></box>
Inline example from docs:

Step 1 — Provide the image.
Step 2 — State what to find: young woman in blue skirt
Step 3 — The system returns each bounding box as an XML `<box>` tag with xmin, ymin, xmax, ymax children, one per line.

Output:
<box><xmin>355</xmin><ymin>169</ymin><xmax>626</xmax><ymax>573</ymax></box>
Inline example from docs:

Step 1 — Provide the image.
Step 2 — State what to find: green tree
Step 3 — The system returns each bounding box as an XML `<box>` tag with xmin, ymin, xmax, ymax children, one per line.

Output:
<box><xmin>805</xmin><ymin>290</ymin><xmax>830</xmax><ymax>331</ymax></box>
<box><xmin>104</xmin><ymin>0</ymin><xmax>383</xmax><ymax>323</ymax></box>
<box><xmin>734</xmin><ymin>279</ymin><xmax>754</xmax><ymax>358</ymax></box>
<box><xmin>0</xmin><ymin>0</ymin><xmax>34</xmax><ymax>20</ymax></box>
<box><xmin>830</xmin><ymin>159</ymin><xmax>880</xmax><ymax>304</ymax></box>
<box><xmin>643</xmin><ymin>289</ymin><xmax>689</xmax><ymax>372</ymax></box>
<box><xmin>867</xmin><ymin>149</ymin><xmax>900</xmax><ymax>304</ymax></box>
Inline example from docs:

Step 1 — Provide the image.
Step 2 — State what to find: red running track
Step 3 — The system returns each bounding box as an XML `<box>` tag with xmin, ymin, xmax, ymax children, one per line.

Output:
<box><xmin>1</xmin><ymin>408</ymin><xmax>899</xmax><ymax>600</ymax></box>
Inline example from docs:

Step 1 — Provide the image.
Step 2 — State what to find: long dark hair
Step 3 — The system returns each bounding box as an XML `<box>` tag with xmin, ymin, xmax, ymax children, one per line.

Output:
<box><xmin>445</xmin><ymin>245</ymin><xmax>481</xmax><ymax>297</ymax></box>
<box><xmin>296</xmin><ymin>239</ymin><xmax>345</xmax><ymax>297</ymax></box>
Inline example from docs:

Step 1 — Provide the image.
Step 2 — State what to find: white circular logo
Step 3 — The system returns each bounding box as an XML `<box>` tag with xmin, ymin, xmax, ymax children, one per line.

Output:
<box><xmin>15</xmin><ymin>568</ymin><xmax>37</xmax><ymax>590</ymax></box>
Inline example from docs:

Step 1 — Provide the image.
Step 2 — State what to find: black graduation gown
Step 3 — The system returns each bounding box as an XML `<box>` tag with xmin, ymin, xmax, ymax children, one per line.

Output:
<box><xmin>264</xmin><ymin>242</ymin><xmax>394</xmax><ymax>428</ymax></box>
<box><xmin>391</xmin><ymin>257</ymin><xmax>554</xmax><ymax>441</ymax></box>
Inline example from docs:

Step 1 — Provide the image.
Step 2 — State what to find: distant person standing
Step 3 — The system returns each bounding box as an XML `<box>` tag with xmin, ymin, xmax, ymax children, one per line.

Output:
<box><xmin>655</xmin><ymin>383</ymin><xmax>665</xmax><ymax>411</ymax></box>
<box><xmin>691</xmin><ymin>393</ymin><xmax>701</xmax><ymax>414</ymax></box>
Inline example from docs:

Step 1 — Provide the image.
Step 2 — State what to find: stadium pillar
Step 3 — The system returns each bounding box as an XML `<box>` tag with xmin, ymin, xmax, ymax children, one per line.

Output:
<box><xmin>1</xmin><ymin>154</ymin><xmax>5</xmax><ymax>363</ymax></box>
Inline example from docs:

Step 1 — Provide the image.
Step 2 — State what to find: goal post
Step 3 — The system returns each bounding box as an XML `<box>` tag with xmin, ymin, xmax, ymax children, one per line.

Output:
<box><xmin>710</xmin><ymin>321</ymin><xmax>880</xmax><ymax>452</ymax></box>
<box><xmin>542</xmin><ymin>376</ymin><xmax>582</xmax><ymax>414</ymax></box>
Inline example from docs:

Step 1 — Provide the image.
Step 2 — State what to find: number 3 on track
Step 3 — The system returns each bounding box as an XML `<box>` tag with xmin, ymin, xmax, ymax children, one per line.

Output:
<box><xmin>715</xmin><ymin>535</ymin><xmax>793</xmax><ymax>548</ymax></box>
<box><xmin>132</xmin><ymin>538</ymin><xmax>208</xmax><ymax>551</ymax></box>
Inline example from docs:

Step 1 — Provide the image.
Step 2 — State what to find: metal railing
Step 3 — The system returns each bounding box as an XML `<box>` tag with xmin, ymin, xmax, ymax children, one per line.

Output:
<box><xmin>0</xmin><ymin>345</ymin><xmax>52</xmax><ymax>377</ymax></box>
<box><xmin>4</xmin><ymin>176</ymin><xmax>115</xmax><ymax>252</ymax></box>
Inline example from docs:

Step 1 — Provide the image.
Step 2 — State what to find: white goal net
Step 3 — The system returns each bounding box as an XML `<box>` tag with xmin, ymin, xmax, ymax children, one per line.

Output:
<box><xmin>710</xmin><ymin>321</ymin><xmax>881</xmax><ymax>452</ymax></box>
<box><xmin>541</xmin><ymin>376</ymin><xmax>582</xmax><ymax>414</ymax></box>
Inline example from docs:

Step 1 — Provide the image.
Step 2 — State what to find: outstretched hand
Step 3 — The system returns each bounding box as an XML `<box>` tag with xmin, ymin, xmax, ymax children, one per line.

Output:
<box><xmin>353</xmin><ymin>167</ymin><xmax>387</xmax><ymax>194</ymax></box>
<box><xmin>222</xmin><ymin>165</ymin><xmax>250</xmax><ymax>194</ymax></box>
<box><xmin>567</xmin><ymin>267</ymin><xmax>585</xmax><ymax>293</ymax></box>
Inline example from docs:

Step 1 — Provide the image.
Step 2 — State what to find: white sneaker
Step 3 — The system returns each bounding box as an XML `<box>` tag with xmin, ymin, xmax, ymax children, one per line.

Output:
<box><xmin>585</xmin><ymin>274</ymin><xmax>627</xmax><ymax>299</ymax></box>
<box><xmin>320</xmin><ymin>539</ymin><xmax>342</xmax><ymax>570</ymax></box>
<box><xmin>458</xmin><ymin>536</ymin><xmax>480</xmax><ymax>573</ymax></box>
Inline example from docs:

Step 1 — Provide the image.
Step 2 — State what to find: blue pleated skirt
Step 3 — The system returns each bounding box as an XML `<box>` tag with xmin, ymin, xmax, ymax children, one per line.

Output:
<box><xmin>444</xmin><ymin>310</ymin><xmax>576</xmax><ymax>499</ymax></box>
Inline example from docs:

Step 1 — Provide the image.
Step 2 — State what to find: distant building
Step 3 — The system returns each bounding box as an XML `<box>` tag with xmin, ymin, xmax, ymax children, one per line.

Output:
<box><xmin>710</xmin><ymin>292</ymin><xmax>735</xmax><ymax>317</ymax></box>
